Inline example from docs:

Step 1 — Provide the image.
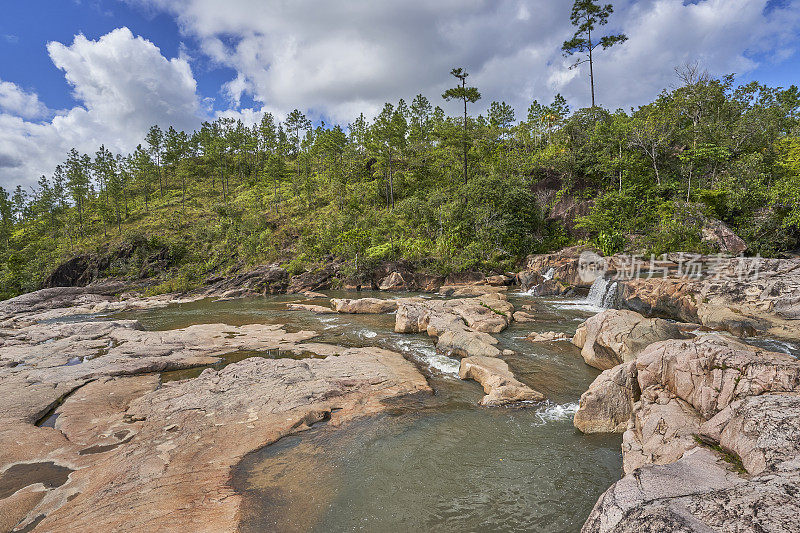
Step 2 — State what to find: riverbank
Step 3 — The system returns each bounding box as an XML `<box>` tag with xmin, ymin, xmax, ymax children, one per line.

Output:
<box><xmin>1</xmin><ymin>247</ymin><xmax>798</xmax><ymax>531</ymax></box>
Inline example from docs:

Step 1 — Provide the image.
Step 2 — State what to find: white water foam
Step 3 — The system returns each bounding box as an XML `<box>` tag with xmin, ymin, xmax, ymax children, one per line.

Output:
<box><xmin>395</xmin><ymin>338</ymin><xmax>460</xmax><ymax>377</ymax></box>
<box><xmin>543</xmin><ymin>268</ymin><xmax>555</xmax><ymax>280</ymax></box>
<box><xmin>533</xmin><ymin>401</ymin><xmax>579</xmax><ymax>425</ymax></box>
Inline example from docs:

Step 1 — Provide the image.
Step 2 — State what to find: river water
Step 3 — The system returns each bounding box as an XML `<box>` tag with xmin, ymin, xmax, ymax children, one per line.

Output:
<box><xmin>116</xmin><ymin>291</ymin><xmax>623</xmax><ymax>532</ymax></box>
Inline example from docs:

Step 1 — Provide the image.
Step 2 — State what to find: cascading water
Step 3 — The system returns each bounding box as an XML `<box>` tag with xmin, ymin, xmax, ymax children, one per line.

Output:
<box><xmin>586</xmin><ymin>277</ymin><xmax>617</xmax><ymax>309</ymax></box>
<box><xmin>543</xmin><ymin>268</ymin><xmax>555</xmax><ymax>280</ymax></box>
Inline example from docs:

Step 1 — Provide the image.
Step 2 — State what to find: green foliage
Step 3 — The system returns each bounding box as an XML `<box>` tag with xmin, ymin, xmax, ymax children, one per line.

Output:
<box><xmin>1</xmin><ymin>68</ymin><xmax>799</xmax><ymax>300</ymax></box>
<box><xmin>595</xmin><ymin>231</ymin><xmax>625</xmax><ymax>256</ymax></box>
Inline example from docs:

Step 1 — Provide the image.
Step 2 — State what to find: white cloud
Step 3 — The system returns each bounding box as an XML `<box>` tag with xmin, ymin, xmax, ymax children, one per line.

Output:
<box><xmin>0</xmin><ymin>80</ymin><xmax>51</xmax><ymax>119</ymax></box>
<box><xmin>0</xmin><ymin>27</ymin><xmax>202</xmax><ymax>190</ymax></box>
<box><xmin>134</xmin><ymin>0</ymin><xmax>800</xmax><ymax>123</ymax></box>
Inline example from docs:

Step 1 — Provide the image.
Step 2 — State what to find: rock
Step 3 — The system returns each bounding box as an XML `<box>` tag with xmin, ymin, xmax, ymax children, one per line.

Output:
<box><xmin>622</xmin><ymin>388</ymin><xmax>704</xmax><ymax>474</ymax></box>
<box><xmin>0</xmin><ymin>290</ymin><xmax>433</xmax><ymax>533</ymax></box>
<box><xmin>438</xmin><ymin>285</ymin><xmax>508</xmax><ymax>297</ymax></box>
<box><xmin>207</xmin><ymin>264</ymin><xmax>289</xmax><ymax>295</ymax></box>
<box><xmin>394</xmin><ymin>295</ymin><xmax>514</xmax><ymax>358</ymax></box>
<box><xmin>378</xmin><ymin>271</ymin><xmax>406</xmax><ymax>291</ymax></box>
<box><xmin>438</xmin><ymin>330</ymin><xmax>501</xmax><ymax>358</ymax></box>
<box><xmin>699</xmin><ymin>393</ymin><xmax>800</xmax><ymax>476</ymax></box>
<box><xmin>572</xmin><ymin>309</ymin><xmax>688</xmax><ymax>371</ymax></box>
<box><xmin>582</xmin><ymin>448</ymin><xmax>747</xmax><ymax>533</ymax></box>
<box><xmin>701</xmin><ymin>218</ymin><xmax>748</xmax><ymax>255</ymax></box>
<box><xmin>286</xmin><ymin>263</ymin><xmax>341</xmax><ymax>294</ymax></box>
<box><xmin>17</xmin><ymin>349</ymin><xmax>430</xmax><ymax>532</ymax></box>
<box><xmin>619</xmin><ymin>256</ymin><xmax>800</xmax><ymax>341</ymax></box>
<box><xmin>513</xmin><ymin>311</ymin><xmax>537</xmax><ymax>323</ymax></box>
<box><xmin>528</xmin><ymin>279</ymin><xmax>570</xmax><ymax>296</ymax></box>
<box><xmin>331</xmin><ymin>297</ymin><xmax>399</xmax><ymax>314</ymax></box>
<box><xmin>635</xmin><ymin>335</ymin><xmax>800</xmax><ymax>420</ymax></box>
<box><xmin>458</xmin><ymin>356</ymin><xmax>545</xmax><ymax>406</ymax></box>
<box><xmin>302</xmin><ymin>291</ymin><xmax>327</xmax><ymax>299</ymax></box>
<box><xmin>484</xmin><ymin>274</ymin><xmax>512</xmax><ymax>286</ymax></box>
<box><xmin>527</xmin><ymin>331</ymin><xmax>569</xmax><ymax>342</ymax></box>
<box><xmin>574</xmin><ymin>361</ymin><xmax>638</xmax><ymax>434</ymax></box>
<box><xmin>286</xmin><ymin>303</ymin><xmax>336</xmax><ymax>314</ymax></box>
<box><xmin>0</xmin><ymin>320</ymin><xmax>319</xmax><ymax>423</ymax></box>
<box><xmin>517</xmin><ymin>271</ymin><xmax>544</xmax><ymax>292</ymax></box>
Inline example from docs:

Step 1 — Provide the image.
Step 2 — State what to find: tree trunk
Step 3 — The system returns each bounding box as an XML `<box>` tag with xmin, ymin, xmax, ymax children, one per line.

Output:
<box><xmin>588</xmin><ymin>27</ymin><xmax>595</xmax><ymax>108</ymax></box>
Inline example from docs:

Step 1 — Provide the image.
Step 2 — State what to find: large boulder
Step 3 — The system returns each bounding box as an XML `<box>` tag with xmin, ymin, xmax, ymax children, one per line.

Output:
<box><xmin>458</xmin><ymin>356</ymin><xmax>545</xmax><ymax>406</ymax></box>
<box><xmin>572</xmin><ymin>309</ymin><xmax>688</xmax><ymax>370</ymax></box>
<box><xmin>701</xmin><ymin>218</ymin><xmax>748</xmax><ymax>255</ymax></box>
<box><xmin>699</xmin><ymin>393</ymin><xmax>800</xmax><ymax>476</ymax></box>
<box><xmin>635</xmin><ymin>335</ymin><xmax>800</xmax><ymax>420</ymax></box>
<box><xmin>574</xmin><ymin>361</ymin><xmax>638</xmax><ymax>434</ymax></box>
<box><xmin>378</xmin><ymin>271</ymin><xmax>405</xmax><ymax>291</ymax></box>
<box><xmin>394</xmin><ymin>294</ymin><xmax>513</xmax><ymax>358</ymax></box>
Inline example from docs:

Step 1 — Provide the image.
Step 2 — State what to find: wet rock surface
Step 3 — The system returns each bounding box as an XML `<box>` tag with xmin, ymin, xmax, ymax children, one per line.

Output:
<box><xmin>0</xmin><ymin>288</ymin><xmax>432</xmax><ymax>532</ymax></box>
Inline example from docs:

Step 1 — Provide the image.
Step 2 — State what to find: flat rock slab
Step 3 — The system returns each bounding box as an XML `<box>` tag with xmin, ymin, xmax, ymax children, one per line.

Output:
<box><xmin>4</xmin><ymin>347</ymin><xmax>431</xmax><ymax>532</ymax></box>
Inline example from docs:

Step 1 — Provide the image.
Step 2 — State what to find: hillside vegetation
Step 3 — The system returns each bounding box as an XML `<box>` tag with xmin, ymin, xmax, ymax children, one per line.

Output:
<box><xmin>1</xmin><ymin>73</ymin><xmax>799</xmax><ymax>299</ymax></box>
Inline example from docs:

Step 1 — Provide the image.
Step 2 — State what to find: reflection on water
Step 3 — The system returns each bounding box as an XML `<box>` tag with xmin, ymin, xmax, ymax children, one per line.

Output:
<box><xmin>120</xmin><ymin>290</ymin><xmax>622</xmax><ymax>532</ymax></box>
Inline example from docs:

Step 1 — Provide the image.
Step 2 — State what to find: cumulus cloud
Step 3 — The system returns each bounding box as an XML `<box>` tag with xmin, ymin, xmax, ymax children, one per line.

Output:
<box><xmin>0</xmin><ymin>80</ymin><xmax>51</xmax><ymax>119</ymax></box>
<box><xmin>0</xmin><ymin>27</ymin><xmax>201</xmax><ymax>190</ymax></box>
<box><xmin>134</xmin><ymin>0</ymin><xmax>800</xmax><ymax>122</ymax></box>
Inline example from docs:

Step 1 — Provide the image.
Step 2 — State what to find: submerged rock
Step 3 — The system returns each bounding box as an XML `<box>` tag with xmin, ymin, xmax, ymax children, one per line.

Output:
<box><xmin>458</xmin><ymin>356</ymin><xmax>544</xmax><ymax>406</ymax></box>
<box><xmin>286</xmin><ymin>303</ymin><xmax>336</xmax><ymax>314</ymax></box>
<box><xmin>527</xmin><ymin>331</ymin><xmax>569</xmax><ymax>342</ymax></box>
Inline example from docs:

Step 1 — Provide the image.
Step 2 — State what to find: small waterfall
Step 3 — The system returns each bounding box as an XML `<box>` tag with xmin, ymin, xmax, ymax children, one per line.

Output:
<box><xmin>586</xmin><ymin>278</ymin><xmax>617</xmax><ymax>309</ymax></box>
<box><xmin>602</xmin><ymin>282</ymin><xmax>618</xmax><ymax>309</ymax></box>
<box><xmin>543</xmin><ymin>268</ymin><xmax>555</xmax><ymax>280</ymax></box>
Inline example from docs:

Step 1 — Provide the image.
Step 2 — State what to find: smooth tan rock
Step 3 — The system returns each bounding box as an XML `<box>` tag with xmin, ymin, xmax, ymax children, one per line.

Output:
<box><xmin>574</xmin><ymin>361</ymin><xmax>638</xmax><ymax>434</ymax></box>
<box><xmin>699</xmin><ymin>393</ymin><xmax>800</xmax><ymax>476</ymax></box>
<box><xmin>438</xmin><ymin>330</ymin><xmax>500</xmax><ymax>358</ymax></box>
<box><xmin>438</xmin><ymin>285</ymin><xmax>508</xmax><ymax>297</ymax></box>
<box><xmin>459</xmin><ymin>356</ymin><xmax>544</xmax><ymax>406</ymax></box>
<box><xmin>513</xmin><ymin>311</ymin><xmax>537</xmax><ymax>323</ymax></box>
<box><xmin>286</xmin><ymin>303</ymin><xmax>336</xmax><ymax>314</ymax></box>
<box><xmin>635</xmin><ymin>335</ymin><xmax>800</xmax><ymax>420</ymax></box>
<box><xmin>394</xmin><ymin>296</ymin><xmax>514</xmax><ymax>358</ymax></box>
<box><xmin>301</xmin><ymin>291</ymin><xmax>328</xmax><ymax>299</ymax></box>
<box><xmin>527</xmin><ymin>331</ymin><xmax>569</xmax><ymax>343</ymax></box>
<box><xmin>4</xmin><ymin>347</ymin><xmax>430</xmax><ymax>532</ymax></box>
<box><xmin>331</xmin><ymin>297</ymin><xmax>399</xmax><ymax>314</ymax></box>
<box><xmin>572</xmin><ymin>309</ymin><xmax>688</xmax><ymax>370</ymax></box>
<box><xmin>622</xmin><ymin>388</ymin><xmax>703</xmax><ymax>474</ymax></box>
<box><xmin>378</xmin><ymin>271</ymin><xmax>405</xmax><ymax>291</ymax></box>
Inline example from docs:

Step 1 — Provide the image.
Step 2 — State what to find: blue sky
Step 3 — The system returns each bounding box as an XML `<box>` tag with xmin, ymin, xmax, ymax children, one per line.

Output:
<box><xmin>1</xmin><ymin>0</ymin><xmax>800</xmax><ymax>190</ymax></box>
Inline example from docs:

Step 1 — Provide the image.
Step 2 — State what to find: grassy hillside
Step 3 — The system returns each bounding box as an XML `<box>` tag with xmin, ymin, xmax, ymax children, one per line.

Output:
<box><xmin>1</xmin><ymin>75</ymin><xmax>799</xmax><ymax>299</ymax></box>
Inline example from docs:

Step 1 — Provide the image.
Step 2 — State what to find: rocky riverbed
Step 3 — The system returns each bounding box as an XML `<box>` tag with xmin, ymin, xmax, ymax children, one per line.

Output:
<box><xmin>1</xmin><ymin>247</ymin><xmax>799</xmax><ymax>532</ymax></box>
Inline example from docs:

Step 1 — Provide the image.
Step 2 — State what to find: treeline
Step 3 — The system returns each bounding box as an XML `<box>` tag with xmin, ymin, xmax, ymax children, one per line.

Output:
<box><xmin>1</xmin><ymin>70</ymin><xmax>799</xmax><ymax>298</ymax></box>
